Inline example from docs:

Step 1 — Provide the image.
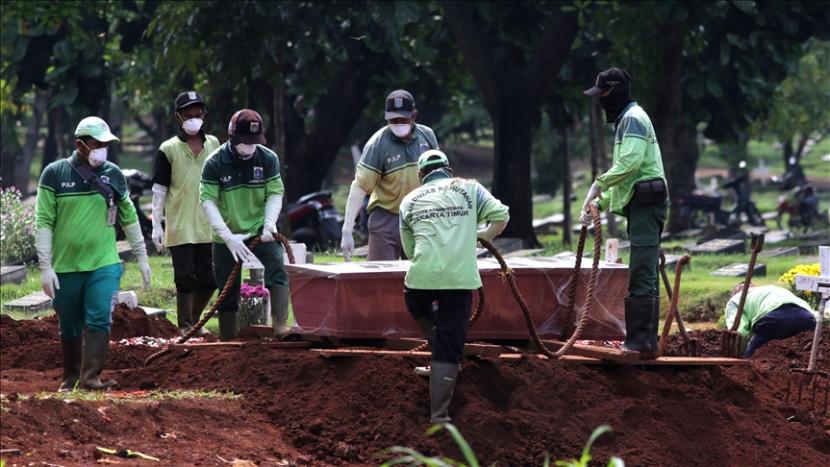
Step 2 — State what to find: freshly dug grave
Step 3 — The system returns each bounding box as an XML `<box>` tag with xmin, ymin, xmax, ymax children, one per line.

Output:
<box><xmin>1</xmin><ymin>314</ymin><xmax>828</xmax><ymax>466</ymax></box>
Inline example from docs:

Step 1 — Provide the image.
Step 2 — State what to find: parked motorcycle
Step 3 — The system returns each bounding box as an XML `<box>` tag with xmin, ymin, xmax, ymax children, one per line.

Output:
<box><xmin>777</xmin><ymin>184</ymin><xmax>826</xmax><ymax>232</ymax></box>
<box><xmin>287</xmin><ymin>191</ymin><xmax>341</xmax><ymax>251</ymax></box>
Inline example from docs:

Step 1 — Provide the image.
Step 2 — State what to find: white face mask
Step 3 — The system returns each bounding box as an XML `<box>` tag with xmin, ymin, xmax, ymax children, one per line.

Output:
<box><xmin>235</xmin><ymin>143</ymin><xmax>257</xmax><ymax>158</ymax></box>
<box><xmin>88</xmin><ymin>147</ymin><xmax>108</xmax><ymax>167</ymax></box>
<box><xmin>389</xmin><ymin>123</ymin><xmax>412</xmax><ymax>139</ymax></box>
<box><xmin>182</xmin><ymin>117</ymin><xmax>204</xmax><ymax>135</ymax></box>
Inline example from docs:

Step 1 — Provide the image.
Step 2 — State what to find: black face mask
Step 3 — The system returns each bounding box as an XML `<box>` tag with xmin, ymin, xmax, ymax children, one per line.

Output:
<box><xmin>599</xmin><ymin>85</ymin><xmax>633</xmax><ymax>123</ymax></box>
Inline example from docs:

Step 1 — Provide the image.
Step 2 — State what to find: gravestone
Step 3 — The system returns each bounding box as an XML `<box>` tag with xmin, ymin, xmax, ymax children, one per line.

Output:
<box><xmin>690</xmin><ymin>238</ymin><xmax>745</xmax><ymax>255</ymax></box>
<box><xmin>0</xmin><ymin>266</ymin><xmax>27</xmax><ymax>285</ymax></box>
<box><xmin>763</xmin><ymin>230</ymin><xmax>790</xmax><ymax>244</ymax></box>
<box><xmin>663</xmin><ymin>254</ymin><xmax>691</xmax><ymax>271</ymax></box>
<box><xmin>761</xmin><ymin>246</ymin><xmax>799</xmax><ymax>258</ymax></box>
<box><xmin>533</xmin><ymin>213</ymin><xmax>564</xmax><ymax>234</ymax></box>
<box><xmin>117</xmin><ymin>241</ymin><xmax>133</xmax><ymax>260</ymax></box>
<box><xmin>142</xmin><ymin>307</ymin><xmax>168</xmax><ymax>317</ymax></box>
<box><xmin>3</xmin><ymin>291</ymin><xmax>52</xmax><ymax>313</ymax></box>
<box><xmin>710</xmin><ymin>263</ymin><xmax>767</xmax><ymax>278</ymax></box>
<box><xmin>504</xmin><ymin>249</ymin><xmax>545</xmax><ymax>258</ymax></box>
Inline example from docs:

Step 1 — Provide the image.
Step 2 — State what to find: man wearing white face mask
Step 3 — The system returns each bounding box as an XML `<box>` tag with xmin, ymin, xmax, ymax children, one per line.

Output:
<box><xmin>151</xmin><ymin>91</ymin><xmax>220</xmax><ymax>335</ymax></box>
<box><xmin>200</xmin><ymin>109</ymin><xmax>290</xmax><ymax>340</ymax></box>
<box><xmin>341</xmin><ymin>89</ymin><xmax>439</xmax><ymax>261</ymax></box>
<box><xmin>35</xmin><ymin>116</ymin><xmax>152</xmax><ymax>391</ymax></box>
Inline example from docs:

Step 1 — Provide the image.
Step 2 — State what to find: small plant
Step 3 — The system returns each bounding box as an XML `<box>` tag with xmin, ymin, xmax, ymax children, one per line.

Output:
<box><xmin>0</xmin><ymin>186</ymin><xmax>36</xmax><ymax>265</ymax></box>
<box><xmin>779</xmin><ymin>263</ymin><xmax>821</xmax><ymax>309</ymax></box>
<box><xmin>239</xmin><ymin>282</ymin><xmax>270</xmax><ymax>328</ymax></box>
<box><xmin>382</xmin><ymin>424</ymin><xmax>623</xmax><ymax>467</ymax></box>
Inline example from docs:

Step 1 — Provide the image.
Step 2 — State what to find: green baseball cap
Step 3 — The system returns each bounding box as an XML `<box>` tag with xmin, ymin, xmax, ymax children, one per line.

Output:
<box><xmin>417</xmin><ymin>149</ymin><xmax>450</xmax><ymax>171</ymax></box>
<box><xmin>74</xmin><ymin>116</ymin><xmax>120</xmax><ymax>143</ymax></box>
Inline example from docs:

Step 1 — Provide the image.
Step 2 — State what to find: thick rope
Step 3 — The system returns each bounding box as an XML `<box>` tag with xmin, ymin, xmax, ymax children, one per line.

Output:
<box><xmin>478</xmin><ymin>203</ymin><xmax>603</xmax><ymax>359</ymax></box>
<box><xmin>144</xmin><ymin>234</ymin><xmax>294</xmax><ymax>365</ymax></box>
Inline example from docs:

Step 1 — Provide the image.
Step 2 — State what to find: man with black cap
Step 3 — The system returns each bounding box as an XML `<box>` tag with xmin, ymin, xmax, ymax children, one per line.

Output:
<box><xmin>151</xmin><ymin>91</ymin><xmax>220</xmax><ymax>336</ymax></box>
<box><xmin>341</xmin><ymin>90</ymin><xmax>439</xmax><ymax>261</ymax></box>
<box><xmin>582</xmin><ymin>68</ymin><xmax>668</xmax><ymax>357</ymax></box>
<box><xmin>399</xmin><ymin>149</ymin><xmax>509</xmax><ymax>423</ymax></box>
<box><xmin>199</xmin><ymin>109</ymin><xmax>290</xmax><ymax>340</ymax></box>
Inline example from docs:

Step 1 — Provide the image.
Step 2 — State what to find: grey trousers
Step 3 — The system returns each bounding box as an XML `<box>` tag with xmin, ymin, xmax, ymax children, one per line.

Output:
<box><xmin>368</xmin><ymin>207</ymin><xmax>404</xmax><ymax>261</ymax></box>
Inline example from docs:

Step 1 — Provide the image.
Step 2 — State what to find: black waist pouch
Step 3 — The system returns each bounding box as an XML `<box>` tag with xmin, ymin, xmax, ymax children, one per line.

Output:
<box><xmin>632</xmin><ymin>178</ymin><xmax>667</xmax><ymax>205</ymax></box>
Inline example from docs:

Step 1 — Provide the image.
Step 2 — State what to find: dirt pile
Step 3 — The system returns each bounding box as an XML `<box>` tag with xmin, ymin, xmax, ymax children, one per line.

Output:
<box><xmin>110</xmin><ymin>304</ymin><xmax>179</xmax><ymax>340</ymax></box>
<box><xmin>2</xmin><ymin>317</ymin><xmax>828</xmax><ymax>466</ymax></box>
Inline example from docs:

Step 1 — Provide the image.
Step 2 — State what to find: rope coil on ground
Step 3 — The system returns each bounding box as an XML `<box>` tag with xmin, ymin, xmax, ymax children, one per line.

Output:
<box><xmin>144</xmin><ymin>234</ymin><xmax>294</xmax><ymax>366</ymax></box>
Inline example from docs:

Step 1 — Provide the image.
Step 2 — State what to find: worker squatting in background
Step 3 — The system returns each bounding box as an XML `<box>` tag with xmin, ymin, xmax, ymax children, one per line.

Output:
<box><xmin>400</xmin><ymin>149</ymin><xmax>510</xmax><ymax>423</ymax></box>
<box><xmin>151</xmin><ymin>91</ymin><xmax>220</xmax><ymax>336</ymax></box>
<box><xmin>341</xmin><ymin>90</ymin><xmax>440</xmax><ymax>261</ymax></box>
<box><xmin>724</xmin><ymin>283</ymin><xmax>818</xmax><ymax>357</ymax></box>
<box><xmin>199</xmin><ymin>109</ymin><xmax>291</xmax><ymax>340</ymax></box>
<box><xmin>35</xmin><ymin>117</ymin><xmax>152</xmax><ymax>391</ymax></box>
<box><xmin>581</xmin><ymin>68</ymin><xmax>669</xmax><ymax>356</ymax></box>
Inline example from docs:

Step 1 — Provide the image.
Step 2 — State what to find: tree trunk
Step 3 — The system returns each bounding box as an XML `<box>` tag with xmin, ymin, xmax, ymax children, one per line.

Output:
<box><xmin>782</xmin><ymin>137</ymin><xmax>793</xmax><ymax>170</ymax></box>
<box><xmin>589</xmin><ymin>98</ymin><xmax>619</xmax><ymax>237</ymax></box>
<box><xmin>559</xmin><ymin>124</ymin><xmax>572</xmax><ymax>247</ymax></box>
<box><xmin>491</xmin><ymin>97</ymin><xmax>539</xmax><ymax>246</ymax></box>
<box><xmin>3</xmin><ymin>91</ymin><xmax>47</xmax><ymax>193</ymax></box>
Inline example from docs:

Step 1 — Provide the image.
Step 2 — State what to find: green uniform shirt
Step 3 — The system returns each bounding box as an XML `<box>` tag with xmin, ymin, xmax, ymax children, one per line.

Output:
<box><xmin>199</xmin><ymin>142</ymin><xmax>284</xmax><ymax>242</ymax></box>
<box><xmin>724</xmin><ymin>285</ymin><xmax>816</xmax><ymax>338</ymax></box>
<box><xmin>157</xmin><ymin>134</ymin><xmax>220</xmax><ymax>246</ymax></box>
<box><xmin>354</xmin><ymin>124</ymin><xmax>438</xmax><ymax>214</ymax></box>
<box><xmin>595</xmin><ymin>102</ymin><xmax>667</xmax><ymax>216</ymax></box>
<box><xmin>400</xmin><ymin>172</ymin><xmax>509</xmax><ymax>290</ymax></box>
<box><xmin>36</xmin><ymin>153</ymin><xmax>139</xmax><ymax>273</ymax></box>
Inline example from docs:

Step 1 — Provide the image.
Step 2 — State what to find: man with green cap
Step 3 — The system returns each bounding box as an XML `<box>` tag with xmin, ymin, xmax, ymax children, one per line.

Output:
<box><xmin>399</xmin><ymin>149</ymin><xmax>509</xmax><ymax>423</ymax></box>
<box><xmin>341</xmin><ymin>89</ymin><xmax>439</xmax><ymax>261</ymax></box>
<box><xmin>200</xmin><ymin>109</ymin><xmax>289</xmax><ymax>340</ymax></box>
<box><xmin>582</xmin><ymin>68</ymin><xmax>668</xmax><ymax>356</ymax></box>
<box><xmin>151</xmin><ymin>91</ymin><xmax>220</xmax><ymax>335</ymax></box>
<box><xmin>35</xmin><ymin>116</ymin><xmax>152</xmax><ymax>391</ymax></box>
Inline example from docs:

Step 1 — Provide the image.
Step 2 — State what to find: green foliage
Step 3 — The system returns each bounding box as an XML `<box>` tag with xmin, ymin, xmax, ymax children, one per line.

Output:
<box><xmin>382</xmin><ymin>423</ymin><xmax>622</xmax><ymax>467</ymax></box>
<box><xmin>0</xmin><ymin>186</ymin><xmax>35</xmax><ymax>264</ymax></box>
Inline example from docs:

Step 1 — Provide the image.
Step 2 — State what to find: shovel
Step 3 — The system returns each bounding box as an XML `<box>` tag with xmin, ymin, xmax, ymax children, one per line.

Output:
<box><xmin>658</xmin><ymin>250</ymin><xmax>698</xmax><ymax>356</ymax></box>
<box><xmin>657</xmin><ymin>254</ymin><xmax>691</xmax><ymax>357</ymax></box>
<box><xmin>722</xmin><ymin>233</ymin><xmax>764</xmax><ymax>358</ymax></box>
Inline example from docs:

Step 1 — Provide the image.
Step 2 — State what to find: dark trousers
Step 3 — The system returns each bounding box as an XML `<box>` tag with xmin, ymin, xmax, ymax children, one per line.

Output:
<box><xmin>169</xmin><ymin>243</ymin><xmax>216</xmax><ymax>293</ymax></box>
<box><xmin>744</xmin><ymin>304</ymin><xmax>816</xmax><ymax>357</ymax></box>
<box><xmin>624</xmin><ymin>201</ymin><xmax>667</xmax><ymax>297</ymax></box>
<box><xmin>212</xmin><ymin>240</ymin><xmax>288</xmax><ymax>312</ymax></box>
<box><xmin>404</xmin><ymin>288</ymin><xmax>472</xmax><ymax>364</ymax></box>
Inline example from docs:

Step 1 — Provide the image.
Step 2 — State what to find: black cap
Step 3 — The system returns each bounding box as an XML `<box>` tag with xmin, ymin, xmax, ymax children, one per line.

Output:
<box><xmin>584</xmin><ymin>68</ymin><xmax>632</xmax><ymax>97</ymax></box>
<box><xmin>228</xmin><ymin>109</ymin><xmax>267</xmax><ymax>145</ymax></box>
<box><xmin>174</xmin><ymin>91</ymin><xmax>205</xmax><ymax>111</ymax></box>
<box><xmin>385</xmin><ymin>89</ymin><xmax>416</xmax><ymax>120</ymax></box>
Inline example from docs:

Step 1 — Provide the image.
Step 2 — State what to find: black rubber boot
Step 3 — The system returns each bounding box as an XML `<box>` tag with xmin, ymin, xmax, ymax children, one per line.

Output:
<box><xmin>80</xmin><ymin>331</ymin><xmax>117</xmax><ymax>390</ymax></box>
<box><xmin>58</xmin><ymin>337</ymin><xmax>82</xmax><ymax>392</ymax></box>
<box><xmin>176</xmin><ymin>292</ymin><xmax>194</xmax><ymax>334</ymax></box>
<box><xmin>191</xmin><ymin>288</ymin><xmax>215</xmax><ymax>336</ymax></box>
<box><xmin>269</xmin><ymin>285</ymin><xmax>291</xmax><ymax>337</ymax></box>
<box><xmin>218</xmin><ymin>310</ymin><xmax>238</xmax><ymax>341</ymax></box>
<box><xmin>430</xmin><ymin>362</ymin><xmax>459</xmax><ymax>423</ymax></box>
<box><xmin>621</xmin><ymin>296</ymin><xmax>658</xmax><ymax>355</ymax></box>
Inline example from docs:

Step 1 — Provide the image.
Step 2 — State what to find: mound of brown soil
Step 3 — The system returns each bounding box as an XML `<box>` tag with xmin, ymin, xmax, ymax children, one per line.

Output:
<box><xmin>109</xmin><ymin>304</ymin><xmax>179</xmax><ymax>340</ymax></box>
<box><xmin>2</xmin><ymin>316</ymin><xmax>828</xmax><ymax>466</ymax></box>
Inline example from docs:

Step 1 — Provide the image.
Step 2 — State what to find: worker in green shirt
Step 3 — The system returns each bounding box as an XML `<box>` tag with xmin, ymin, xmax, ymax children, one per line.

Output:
<box><xmin>724</xmin><ymin>283</ymin><xmax>817</xmax><ymax>357</ymax></box>
<box><xmin>151</xmin><ymin>91</ymin><xmax>220</xmax><ymax>335</ymax></box>
<box><xmin>35</xmin><ymin>116</ymin><xmax>152</xmax><ymax>391</ymax></box>
<box><xmin>200</xmin><ymin>109</ymin><xmax>289</xmax><ymax>340</ymax></box>
<box><xmin>582</xmin><ymin>68</ymin><xmax>668</xmax><ymax>356</ymax></box>
<box><xmin>400</xmin><ymin>149</ymin><xmax>509</xmax><ymax>423</ymax></box>
<box><xmin>341</xmin><ymin>89</ymin><xmax>439</xmax><ymax>261</ymax></box>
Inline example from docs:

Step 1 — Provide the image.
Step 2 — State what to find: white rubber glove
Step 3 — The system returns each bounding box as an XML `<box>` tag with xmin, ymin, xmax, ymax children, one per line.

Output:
<box><xmin>580</xmin><ymin>202</ymin><xmax>597</xmax><ymax>226</ymax></box>
<box><xmin>35</xmin><ymin>227</ymin><xmax>60</xmax><ymax>298</ymax></box>
<box><xmin>260</xmin><ymin>194</ymin><xmax>283</xmax><ymax>243</ymax></box>
<box><xmin>151</xmin><ymin>184</ymin><xmax>167</xmax><ymax>253</ymax></box>
<box><xmin>477</xmin><ymin>221</ymin><xmax>508</xmax><ymax>243</ymax></box>
<box><xmin>203</xmin><ymin>200</ymin><xmax>254</xmax><ymax>263</ymax></box>
<box><xmin>124</xmin><ymin>222</ymin><xmax>152</xmax><ymax>289</ymax></box>
<box><xmin>581</xmin><ymin>182</ymin><xmax>602</xmax><ymax>216</ymax></box>
<box><xmin>341</xmin><ymin>182</ymin><xmax>367</xmax><ymax>261</ymax></box>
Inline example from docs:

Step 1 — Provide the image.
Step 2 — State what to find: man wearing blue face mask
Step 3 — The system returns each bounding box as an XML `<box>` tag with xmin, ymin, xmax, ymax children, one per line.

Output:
<box><xmin>151</xmin><ymin>91</ymin><xmax>220</xmax><ymax>335</ymax></box>
<box><xmin>341</xmin><ymin>89</ymin><xmax>439</xmax><ymax>261</ymax></box>
<box><xmin>35</xmin><ymin>116</ymin><xmax>151</xmax><ymax>391</ymax></box>
<box><xmin>200</xmin><ymin>109</ymin><xmax>289</xmax><ymax>340</ymax></box>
